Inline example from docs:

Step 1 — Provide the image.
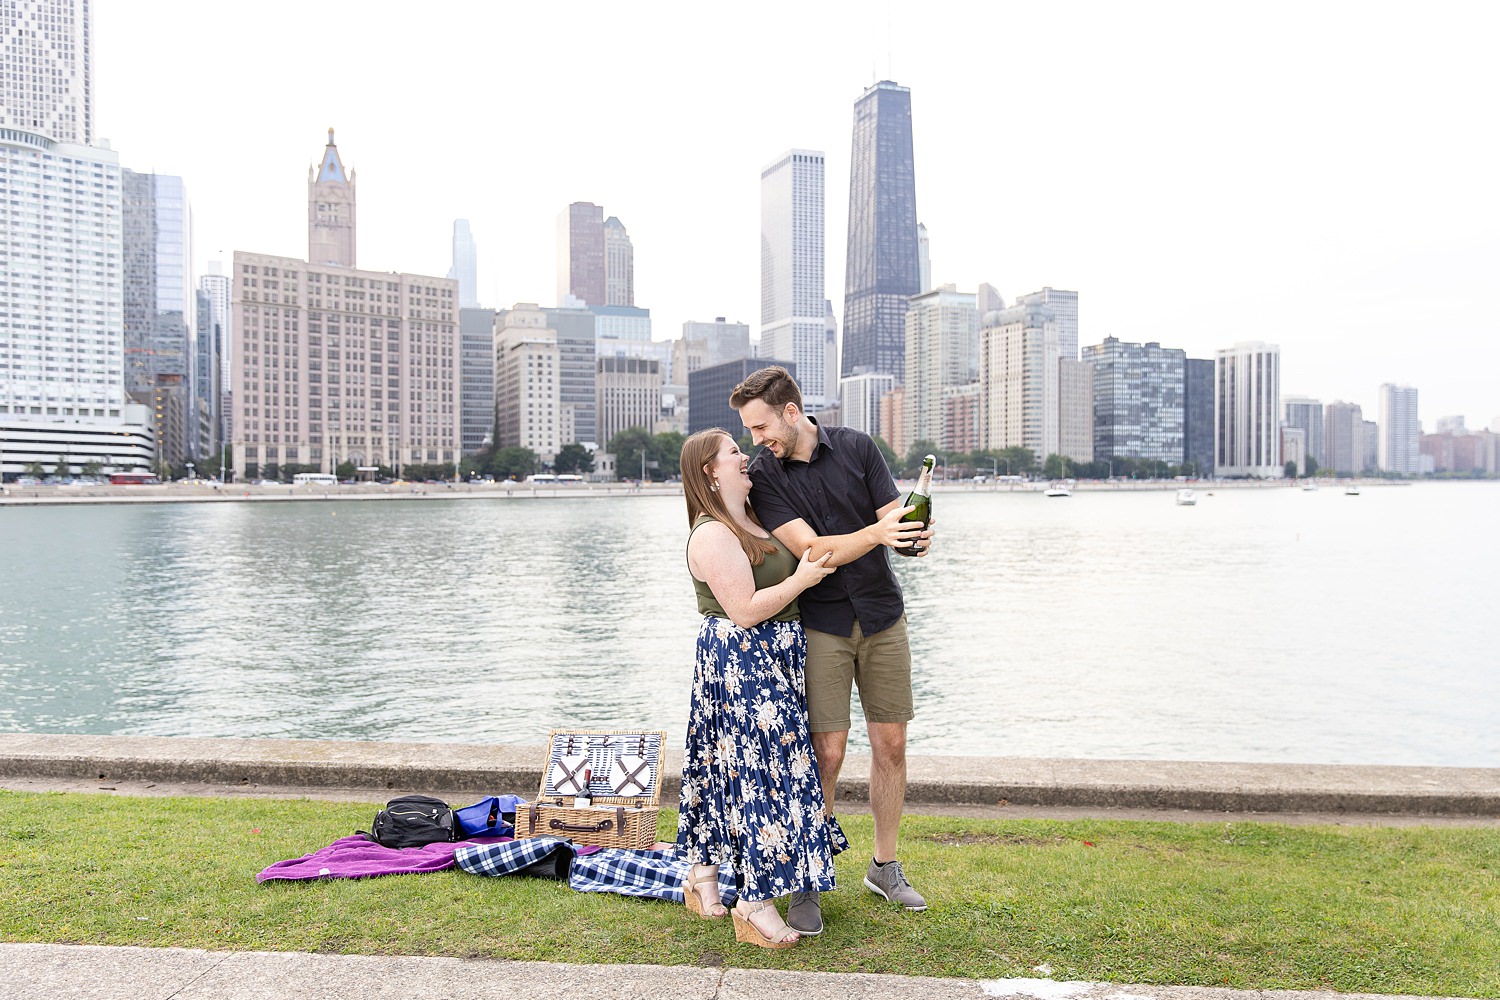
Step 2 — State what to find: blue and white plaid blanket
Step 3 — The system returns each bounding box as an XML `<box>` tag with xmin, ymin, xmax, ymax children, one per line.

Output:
<box><xmin>569</xmin><ymin>845</ymin><xmax>737</xmax><ymax>903</ymax></box>
<box><xmin>454</xmin><ymin>837</ymin><xmax>737</xmax><ymax>903</ymax></box>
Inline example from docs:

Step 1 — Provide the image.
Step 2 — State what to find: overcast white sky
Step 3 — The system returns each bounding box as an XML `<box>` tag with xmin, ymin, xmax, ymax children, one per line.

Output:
<box><xmin>94</xmin><ymin>0</ymin><xmax>1499</xmax><ymax>425</ymax></box>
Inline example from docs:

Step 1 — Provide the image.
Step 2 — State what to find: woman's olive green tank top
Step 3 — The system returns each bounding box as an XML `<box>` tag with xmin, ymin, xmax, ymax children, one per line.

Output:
<box><xmin>689</xmin><ymin>514</ymin><xmax>800</xmax><ymax>623</ymax></box>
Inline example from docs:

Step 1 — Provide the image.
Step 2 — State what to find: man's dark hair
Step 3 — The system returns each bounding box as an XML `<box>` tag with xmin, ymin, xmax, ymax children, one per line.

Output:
<box><xmin>729</xmin><ymin>365</ymin><xmax>803</xmax><ymax>413</ymax></box>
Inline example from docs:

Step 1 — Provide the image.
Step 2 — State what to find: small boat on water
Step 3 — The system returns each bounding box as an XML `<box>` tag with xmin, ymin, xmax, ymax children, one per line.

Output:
<box><xmin>1345</xmin><ymin>483</ymin><xmax>1361</xmax><ymax>496</ymax></box>
<box><xmin>1175</xmin><ymin>488</ymin><xmax>1197</xmax><ymax>506</ymax></box>
<box><xmin>1302</xmin><ymin>482</ymin><xmax>1318</xmax><ymax>492</ymax></box>
<box><xmin>1044</xmin><ymin>483</ymin><xmax>1071</xmax><ymax>498</ymax></box>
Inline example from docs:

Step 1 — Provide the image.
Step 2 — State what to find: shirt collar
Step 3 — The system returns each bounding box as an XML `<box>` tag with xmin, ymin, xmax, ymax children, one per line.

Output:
<box><xmin>782</xmin><ymin>414</ymin><xmax>832</xmax><ymax>466</ymax></box>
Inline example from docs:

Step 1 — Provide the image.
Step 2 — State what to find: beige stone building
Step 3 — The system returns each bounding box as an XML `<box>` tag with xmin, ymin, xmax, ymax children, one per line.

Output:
<box><xmin>493</xmin><ymin>304</ymin><xmax>563</xmax><ymax>463</ymax></box>
<box><xmin>231</xmin><ymin>254</ymin><xmax>459</xmax><ymax>478</ymax></box>
<box><xmin>231</xmin><ymin>134</ymin><xmax>459</xmax><ymax>479</ymax></box>
<box><xmin>309</xmin><ymin>129</ymin><xmax>356</xmax><ymax>268</ymax></box>
<box><xmin>1058</xmin><ymin>357</ymin><xmax>1094</xmax><ymax>463</ymax></box>
<box><xmin>596</xmin><ymin>356</ymin><xmax>661</xmax><ymax>448</ymax></box>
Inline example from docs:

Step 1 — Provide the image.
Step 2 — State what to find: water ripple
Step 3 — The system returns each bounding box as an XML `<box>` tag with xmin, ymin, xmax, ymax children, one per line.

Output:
<box><xmin>1</xmin><ymin>484</ymin><xmax>1495</xmax><ymax>765</ymax></box>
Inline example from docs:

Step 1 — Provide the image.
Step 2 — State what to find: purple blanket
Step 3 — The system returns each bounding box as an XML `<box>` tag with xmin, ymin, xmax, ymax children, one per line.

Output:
<box><xmin>257</xmin><ymin>834</ymin><xmax>510</xmax><ymax>882</ymax></box>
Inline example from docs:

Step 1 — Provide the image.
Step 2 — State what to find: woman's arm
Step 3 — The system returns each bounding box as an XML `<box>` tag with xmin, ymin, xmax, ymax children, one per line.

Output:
<box><xmin>688</xmin><ymin>521</ymin><xmax>832</xmax><ymax>629</ymax></box>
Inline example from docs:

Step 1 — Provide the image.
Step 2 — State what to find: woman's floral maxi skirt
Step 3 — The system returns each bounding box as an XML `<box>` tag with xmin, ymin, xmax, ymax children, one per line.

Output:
<box><xmin>677</xmin><ymin>616</ymin><xmax>847</xmax><ymax>902</ymax></box>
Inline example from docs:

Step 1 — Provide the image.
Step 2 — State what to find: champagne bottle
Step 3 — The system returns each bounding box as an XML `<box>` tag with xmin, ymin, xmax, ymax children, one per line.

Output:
<box><xmin>896</xmin><ymin>454</ymin><xmax>935</xmax><ymax>557</ymax></box>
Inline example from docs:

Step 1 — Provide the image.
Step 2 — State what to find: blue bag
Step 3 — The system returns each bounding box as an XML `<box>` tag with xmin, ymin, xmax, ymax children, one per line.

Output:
<box><xmin>455</xmin><ymin>794</ymin><xmax>523</xmax><ymax>839</ymax></box>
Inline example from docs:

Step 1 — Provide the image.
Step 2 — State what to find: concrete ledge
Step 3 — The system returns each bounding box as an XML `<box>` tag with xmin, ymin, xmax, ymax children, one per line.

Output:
<box><xmin>2</xmin><ymin>734</ymin><xmax>1498</xmax><ymax>816</ymax></box>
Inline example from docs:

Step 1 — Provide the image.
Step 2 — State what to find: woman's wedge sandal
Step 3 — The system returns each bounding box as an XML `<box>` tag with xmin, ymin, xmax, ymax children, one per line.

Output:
<box><xmin>682</xmin><ymin>865</ymin><xmax>728</xmax><ymax>919</ymax></box>
<box><xmin>732</xmin><ymin>899</ymin><xmax>799</xmax><ymax>949</ymax></box>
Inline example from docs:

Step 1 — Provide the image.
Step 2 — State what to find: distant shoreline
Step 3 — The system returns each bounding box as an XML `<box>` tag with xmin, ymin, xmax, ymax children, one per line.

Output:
<box><xmin>0</xmin><ymin>476</ymin><xmax>1431</xmax><ymax>507</ymax></box>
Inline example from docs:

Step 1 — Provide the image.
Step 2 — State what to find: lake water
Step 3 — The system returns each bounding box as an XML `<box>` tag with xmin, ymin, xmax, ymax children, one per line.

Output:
<box><xmin>1</xmin><ymin>482</ymin><xmax>1495</xmax><ymax>767</ymax></box>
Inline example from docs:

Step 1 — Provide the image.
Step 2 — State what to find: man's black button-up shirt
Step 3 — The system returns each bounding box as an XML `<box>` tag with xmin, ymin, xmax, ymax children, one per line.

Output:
<box><xmin>747</xmin><ymin>418</ymin><xmax>904</xmax><ymax>637</ymax></box>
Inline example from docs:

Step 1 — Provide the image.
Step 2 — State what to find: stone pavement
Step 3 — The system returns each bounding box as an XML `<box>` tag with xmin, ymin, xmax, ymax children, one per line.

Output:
<box><xmin>0</xmin><ymin>944</ymin><xmax>1483</xmax><ymax>1000</ymax></box>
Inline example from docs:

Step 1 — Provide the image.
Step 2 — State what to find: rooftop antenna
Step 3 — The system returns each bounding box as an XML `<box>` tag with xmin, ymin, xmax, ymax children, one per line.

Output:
<box><xmin>876</xmin><ymin>0</ymin><xmax>888</xmax><ymax>80</ymax></box>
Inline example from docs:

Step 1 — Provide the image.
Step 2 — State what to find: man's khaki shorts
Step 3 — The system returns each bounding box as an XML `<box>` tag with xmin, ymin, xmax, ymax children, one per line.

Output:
<box><xmin>804</xmin><ymin>615</ymin><xmax>914</xmax><ymax>733</ymax></box>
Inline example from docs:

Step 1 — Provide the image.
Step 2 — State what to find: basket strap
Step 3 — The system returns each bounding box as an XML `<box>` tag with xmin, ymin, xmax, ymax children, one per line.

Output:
<box><xmin>552</xmin><ymin>757</ymin><xmax>588</xmax><ymax>792</ymax></box>
<box><xmin>545</xmin><ymin>807</ymin><xmax>626</xmax><ymax>836</ymax></box>
<box><xmin>614</xmin><ymin>758</ymin><xmax>651</xmax><ymax>795</ymax></box>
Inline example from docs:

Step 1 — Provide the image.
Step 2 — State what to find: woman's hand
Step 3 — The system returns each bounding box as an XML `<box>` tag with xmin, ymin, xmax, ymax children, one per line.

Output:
<box><xmin>792</xmin><ymin>547</ymin><xmax>835</xmax><ymax>589</ymax></box>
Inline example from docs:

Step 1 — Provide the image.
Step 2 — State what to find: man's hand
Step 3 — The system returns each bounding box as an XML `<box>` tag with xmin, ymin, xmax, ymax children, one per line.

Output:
<box><xmin>912</xmin><ymin>513</ymin><xmax>936</xmax><ymax>557</ymax></box>
<box><xmin>868</xmin><ymin>503</ymin><xmax>923</xmax><ymax>550</ymax></box>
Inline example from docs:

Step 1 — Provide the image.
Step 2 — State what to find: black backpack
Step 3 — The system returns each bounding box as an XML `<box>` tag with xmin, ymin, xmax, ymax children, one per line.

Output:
<box><xmin>361</xmin><ymin>795</ymin><xmax>456</xmax><ymax>849</ymax></box>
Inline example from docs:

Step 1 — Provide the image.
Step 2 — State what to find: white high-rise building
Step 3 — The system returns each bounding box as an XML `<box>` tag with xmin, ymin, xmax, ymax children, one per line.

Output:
<box><xmin>760</xmin><ymin>149</ymin><xmax>828</xmax><ymax>410</ymax></box>
<box><xmin>903</xmin><ymin>285</ymin><xmax>976</xmax><ymax>451</ymax></box>
<box><xmin>1</xmin><ymin>133</ymin><xmax>123</xmax><ymax>425</ymax></box>
<box><xmin>1378</xmin><ymin>383</ymin><xmax>1420</xmax><ymax>475</ymax></box>
<box><xmin>200</xmin><ymin>265</ymin><xmax>232</xmax><ymax>391</ymax></box>
<box><xmin>1</xmin><ymin>0</ymin><xmax>93</xmax><ymax>145</ymax></box>
<box><xmin>449</xmin><ymin>219</ymin><xmax>478</xmax><ymax>308</ymax></box>
<box><xmin>1215</xmin><ymin>341</ymin><xmax>1281</xmax><ymax>477</ymax></box>
<box><xmin>840</xmin><ymin>372</ymin><xmax>895</xmax><ymax>440</ymax></box>
<box><xmin>1016</xmin><ymin>288</ymin><xmax>1078</xmax><ymax>361</ymax></box>
<box><xmin>1</xmin><ymin>1</ymin><xmax>156</xmax><ymax>480</ymax></box>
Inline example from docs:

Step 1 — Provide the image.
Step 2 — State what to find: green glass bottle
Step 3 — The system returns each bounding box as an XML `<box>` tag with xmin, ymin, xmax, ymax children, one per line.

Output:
<box><xmin>896</xmin><ymin>454</ymin><xmax>935</xmax><ymax>557</ymax></box>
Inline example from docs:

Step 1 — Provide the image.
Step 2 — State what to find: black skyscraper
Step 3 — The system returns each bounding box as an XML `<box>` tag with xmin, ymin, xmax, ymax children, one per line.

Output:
<box><xmin>842</xmin><ymin>81</ymin><xmax>919</xmax><ymax>382</ymax></box>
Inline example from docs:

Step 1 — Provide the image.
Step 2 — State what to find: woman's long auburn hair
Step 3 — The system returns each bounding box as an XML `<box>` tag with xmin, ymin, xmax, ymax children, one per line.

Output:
<box><xmin>680</xmin><ymin>428</ymin><xmax>778</xmax><ymax>566</ymax></box>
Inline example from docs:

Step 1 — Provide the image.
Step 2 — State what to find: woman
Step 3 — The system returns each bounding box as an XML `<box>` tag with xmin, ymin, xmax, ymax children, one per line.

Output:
<box><xmin>676</xmin><ymin>428</ymin><xmax>844</xmax><ymax>949</ymax></box>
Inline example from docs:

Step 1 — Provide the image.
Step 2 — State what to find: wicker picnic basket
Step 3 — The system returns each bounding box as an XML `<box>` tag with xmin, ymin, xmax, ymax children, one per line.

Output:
<box><xmin>514</xmin><ymin>729</ymin><xmax>667</xmax><ymax>849</ymax></box>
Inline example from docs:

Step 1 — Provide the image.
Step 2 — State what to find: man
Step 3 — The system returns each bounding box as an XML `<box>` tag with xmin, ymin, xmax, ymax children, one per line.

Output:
<box><xmin>730</xmin><ymin>365</ymin><xmax>932</xmax><ymax>936</ymax></box>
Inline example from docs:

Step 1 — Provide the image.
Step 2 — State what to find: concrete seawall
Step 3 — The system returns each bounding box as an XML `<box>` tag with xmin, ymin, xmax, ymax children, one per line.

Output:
<box><xmin>3</xmin><ymin>734</ymin><xmax>1498</xmax><ymax>817</ymax></box>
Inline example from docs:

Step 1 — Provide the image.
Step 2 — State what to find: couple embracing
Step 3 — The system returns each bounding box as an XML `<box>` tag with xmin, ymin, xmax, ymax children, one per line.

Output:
<box><xmin>674</xmin><ymin>366</ymin><xmax>933</xmax><ymax>949</ymax></box>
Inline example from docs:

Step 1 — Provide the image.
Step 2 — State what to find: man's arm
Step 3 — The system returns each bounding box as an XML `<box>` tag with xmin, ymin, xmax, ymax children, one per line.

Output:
<box><xmin>768</xmin><ymin>498</ymin><xmax>918</xmax><ymax>568</ymax></box>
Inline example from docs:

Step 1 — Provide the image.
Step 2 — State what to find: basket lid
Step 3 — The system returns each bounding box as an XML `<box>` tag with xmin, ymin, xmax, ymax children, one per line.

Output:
<box><xmin>539</xmin><ymin>729</ymin><xmax>667</xmax><ymax>806</ymax></box>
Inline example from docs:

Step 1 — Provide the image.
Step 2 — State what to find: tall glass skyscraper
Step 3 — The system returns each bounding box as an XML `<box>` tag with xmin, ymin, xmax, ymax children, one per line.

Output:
<box><xmin>123</xmin><ymin>169</ymin><xmax>198</xmax><ymax>462</ymax></box>
<box><xmin>449</xmin><ymin>219</ymin><xmax>478</xmax><ymax>308</ymax></box>
<box><xmin>842</xmin><ymin>81</ymin><xmax>919</xmax><ymax>383</ymax></box>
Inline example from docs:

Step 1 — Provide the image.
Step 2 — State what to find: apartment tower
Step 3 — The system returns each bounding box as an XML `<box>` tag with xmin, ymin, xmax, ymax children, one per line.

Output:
<box><xmin>902</xmin><ymin>285</ymin><xmax>977</xmax><ymax>451</ymax></box>
<box><xmin>1378</xmin><ymin>383</ymin><xmax>1420</xmax><ymax>475</ymax></box>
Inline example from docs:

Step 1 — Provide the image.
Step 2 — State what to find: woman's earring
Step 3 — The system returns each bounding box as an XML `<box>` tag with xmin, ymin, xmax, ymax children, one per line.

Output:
<box><xmin>709</xmin><ymin>478</ymin><xmax>719</xmax><ymax>493</ymax></box>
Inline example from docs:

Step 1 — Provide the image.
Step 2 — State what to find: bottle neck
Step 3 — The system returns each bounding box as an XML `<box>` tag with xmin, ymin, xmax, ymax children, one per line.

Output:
<box><xmin>912</xmin><ymin>466</ymin><xmax>933</xmax><ymax>498</ymax></box>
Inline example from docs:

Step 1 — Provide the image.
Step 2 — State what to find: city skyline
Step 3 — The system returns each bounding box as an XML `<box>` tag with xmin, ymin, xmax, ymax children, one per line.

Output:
<box><xmin>89</xmin><ymin>1</ymin><xmax>1498</xmax><ymax>422</ymax></box>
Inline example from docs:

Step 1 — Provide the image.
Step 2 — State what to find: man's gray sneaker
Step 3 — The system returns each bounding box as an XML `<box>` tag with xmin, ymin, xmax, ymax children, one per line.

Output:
<box><xmin>786</xmin><ymin>890</ymin><xmax>823</xmax><ymax>935</ymax></box>
<box><xmin>863</xmin><ymin>859</ymin><xmax>927</xmax><ymax>911</ymax></box>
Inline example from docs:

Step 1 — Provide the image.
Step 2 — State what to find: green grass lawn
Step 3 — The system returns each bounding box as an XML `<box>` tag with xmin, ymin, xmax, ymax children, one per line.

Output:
<box><xmin>0</xmin><ymin>790</ymin><xmax>1495</xmax><ymax>995</ymax></box>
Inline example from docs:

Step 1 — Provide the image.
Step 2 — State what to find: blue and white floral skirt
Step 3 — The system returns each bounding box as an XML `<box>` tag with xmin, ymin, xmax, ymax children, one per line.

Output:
<box><xmin>677</xmin><ymin>616</ymin><xmax>847</xmax><ymax>902</ymax></box>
